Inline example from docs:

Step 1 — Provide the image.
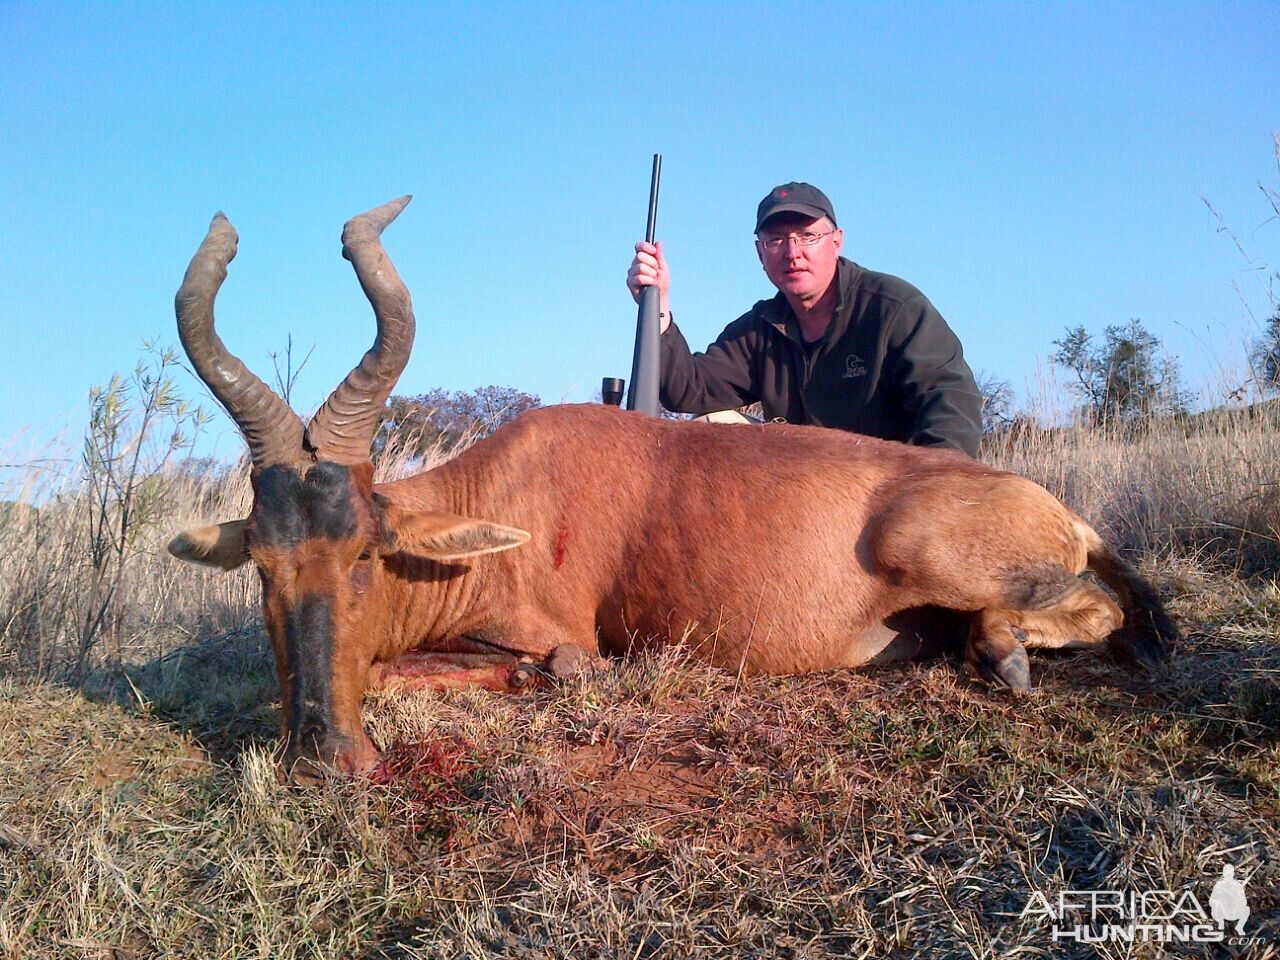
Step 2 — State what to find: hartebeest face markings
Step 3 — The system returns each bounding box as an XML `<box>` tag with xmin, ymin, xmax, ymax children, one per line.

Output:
<box><xmin>247</xmin><ymin>464</ymin><xmax>379</xmax><ymax>616</ymax></box>
<box><xmin>283</xmin><ymin>593</ymin><xmax>337</xmax><ymax>760</ymax></box>
<box><xmin>170</xmin><ymin>196</ymin><xmax>532</xmax><ymax>779</ymax></box>
<box><xmin>251</xmin><ymin>463</ymin><xmax>362</xmax><ymax>546</ymax></box>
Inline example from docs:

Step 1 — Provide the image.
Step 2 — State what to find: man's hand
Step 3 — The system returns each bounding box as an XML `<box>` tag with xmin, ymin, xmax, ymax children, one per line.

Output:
<box><xmin>626</xmin><ymin>240</ymin><xmax>672</xmax><ymax>333</ymax></box>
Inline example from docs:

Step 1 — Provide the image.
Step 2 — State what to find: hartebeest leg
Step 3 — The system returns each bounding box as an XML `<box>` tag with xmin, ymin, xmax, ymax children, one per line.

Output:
<box><xmin>369</xmin><ymin>651</ymin><xmax>538</xmax><ymax>694</ymax></box>
<box><xmin>368</xmin><ymin>644</ymin><xmax>607</xmax><ymax>695</ymax></box>
<box><xmin>1007</xmin><ymin>578</ymin><xmax>1123</xmax><ymax>651</ymax></box>
<box><xmin>967</xmin><ymin>576</ymin><xmax>1125</xmax><ymax>691</ymax></box>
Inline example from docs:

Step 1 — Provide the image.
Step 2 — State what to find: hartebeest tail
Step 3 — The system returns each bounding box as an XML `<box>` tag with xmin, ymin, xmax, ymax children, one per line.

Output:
<box><xmin>1082</xmin><ymin>526</ymin><xmax>1178</xmax><ymax>664</ymax></box>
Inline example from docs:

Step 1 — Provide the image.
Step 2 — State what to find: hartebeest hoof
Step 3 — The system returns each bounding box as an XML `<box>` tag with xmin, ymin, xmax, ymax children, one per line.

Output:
<box><xmin>510</xmin><ymin>663</ymin><xmax>539</xmax><ymax>688</ymax></box>
<box><xmin>987</xmin><ymin>644</ymin><xmax>1031</xmax><ymax>692</ymax></box>
<box><xmin>545</xmin><ymin>643</ymin><xmax>608</xmax><ymax>680</ymax></box>
<box><xmin>967</xmin><ymin>623</ymin><xmax>1031</xmax><ymax>693</ymax></box>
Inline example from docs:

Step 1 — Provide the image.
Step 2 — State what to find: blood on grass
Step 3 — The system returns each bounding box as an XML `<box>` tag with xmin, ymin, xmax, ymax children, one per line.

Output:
<box><xmin>369</xmin><ymin>737</ymin><xmax>480</xmax><ymax>847</ymax></box>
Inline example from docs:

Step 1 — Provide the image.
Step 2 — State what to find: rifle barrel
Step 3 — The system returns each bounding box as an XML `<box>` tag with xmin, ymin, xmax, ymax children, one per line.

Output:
<box><xmin>644</xmin><ymin>154</ymin><xmax>662</xmax><ymax>243</ymax></box>
<box><xmin>627</xmin><ymin>153</ymin><xmax>663</xmax><ymax>416</ymax></box>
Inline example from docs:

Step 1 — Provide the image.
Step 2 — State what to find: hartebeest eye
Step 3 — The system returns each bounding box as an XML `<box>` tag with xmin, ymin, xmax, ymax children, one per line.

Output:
<box><xmin>350</xmin><ymin>550</ymin><xmax>375</xmax><ymax>594</ymax></box>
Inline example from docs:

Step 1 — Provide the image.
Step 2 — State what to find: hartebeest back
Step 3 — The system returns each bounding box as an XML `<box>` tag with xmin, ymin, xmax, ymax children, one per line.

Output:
<box><xmin>169</xmin><ymin>198</ymin><xmax>1178</xmax><ymax>781</ymax></box>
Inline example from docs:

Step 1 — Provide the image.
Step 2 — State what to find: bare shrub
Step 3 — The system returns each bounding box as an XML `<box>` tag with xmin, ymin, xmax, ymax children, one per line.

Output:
<box><xmin>0</xmin><ymin>348</ymin><xmax>251</xmax><ymax>681</ymax></box>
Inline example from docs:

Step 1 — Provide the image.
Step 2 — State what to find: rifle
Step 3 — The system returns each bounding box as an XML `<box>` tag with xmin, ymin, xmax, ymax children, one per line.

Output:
<box><xmin>604</xmin><ymin>154</ymin><xmax>662</xmax><ymax>415</ymax></box>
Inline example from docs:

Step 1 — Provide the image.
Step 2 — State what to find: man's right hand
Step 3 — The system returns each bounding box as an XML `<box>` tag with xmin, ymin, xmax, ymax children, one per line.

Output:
<box><xmin>626</xmin><ymin>240</ymin><xmax>672</xmax><ymax>333</ymax></box>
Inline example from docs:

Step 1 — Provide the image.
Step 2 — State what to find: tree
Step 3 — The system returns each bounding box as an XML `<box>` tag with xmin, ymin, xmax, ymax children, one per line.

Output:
<box><xmin>973</xmin><ymin>370</ymin><xmax>1015</xmax><ymax>436</ymax></box>
<box><xmin>1249</xmin><ymin>310</ymin><xmax>1280</xmax><ymax>395</ymax></box>
<box><xmin>267</xmin><ymin>334</ymin><xmax>315</xmax><ymax>406</ymax></box>
<box><xmin>376</xmin><ymin>385</ymin><xmax>542</xmax><ymax>460</ymax></box>
<box><xmin>1052</xmin><ymin>319</ymin><xmax>1188</xmax><ymax>425</ymax></box>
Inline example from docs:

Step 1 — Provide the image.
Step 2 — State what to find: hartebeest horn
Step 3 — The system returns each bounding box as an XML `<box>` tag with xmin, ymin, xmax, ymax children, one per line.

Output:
<box><xmin>176</xmin><ymin>212</ymin><xmax>307</xmax><ymax>469</ymax></box>
<box><xmin>305</xmin><ymin>195</ymin><xmax>416</xmax><ymax>465</ymax></box>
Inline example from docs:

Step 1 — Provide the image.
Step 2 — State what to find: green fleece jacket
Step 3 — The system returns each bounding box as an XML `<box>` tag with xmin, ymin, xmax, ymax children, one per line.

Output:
<box><xmin>659</xmin><ymin>257</ymin><xmax>983</xmax><ymax>457</ymax></box>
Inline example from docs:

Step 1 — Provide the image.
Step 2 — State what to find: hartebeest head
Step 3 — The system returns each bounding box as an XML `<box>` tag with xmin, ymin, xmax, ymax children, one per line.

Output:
<box><xmin>168</xmin><ymin>198</ymin><xmax>528</xmax><ymax>779</ymax></box>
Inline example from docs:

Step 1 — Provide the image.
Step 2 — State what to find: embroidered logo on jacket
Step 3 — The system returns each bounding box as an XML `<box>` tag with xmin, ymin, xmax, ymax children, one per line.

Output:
<box><xmin>843</xmin><ymin>354</ymin><xmax>867</xmax><ymax>378</ymax></box>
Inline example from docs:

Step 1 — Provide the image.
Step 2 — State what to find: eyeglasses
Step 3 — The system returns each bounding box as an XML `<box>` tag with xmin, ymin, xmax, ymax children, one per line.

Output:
<box><xmin>756</xmin><ymin>230</ymin><xmax>834</xmax><ymax>254</ymax></box>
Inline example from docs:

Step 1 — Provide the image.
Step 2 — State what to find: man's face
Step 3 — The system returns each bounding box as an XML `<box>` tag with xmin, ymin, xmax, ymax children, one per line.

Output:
<box><xmin>755</xmin><ymin>214</ymin><xmax>843</xmax><ymax>304</ymax></box>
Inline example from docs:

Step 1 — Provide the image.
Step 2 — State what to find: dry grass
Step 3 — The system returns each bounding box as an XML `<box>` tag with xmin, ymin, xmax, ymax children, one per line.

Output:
<box><xmin>988</xmin><ymin>406</ymin><xmax>1280</xmax><ymax>575</ymax></box>
<box><xmin>0</xmin><ymin>407</ymin><xmax>1277</xmax><ymax>958</ymax></box>
<box><xmin>2</xmin><ymin>600</ymin><xmax>1277</xmax><ymax>958</ymax></box>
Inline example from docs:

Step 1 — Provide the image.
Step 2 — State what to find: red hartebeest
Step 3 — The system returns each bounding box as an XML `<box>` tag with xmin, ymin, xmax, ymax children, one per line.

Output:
<box><xmin>168</xmin><ymin>197</ymin><xmax>1177</xmax><ymax>780</ymax></box>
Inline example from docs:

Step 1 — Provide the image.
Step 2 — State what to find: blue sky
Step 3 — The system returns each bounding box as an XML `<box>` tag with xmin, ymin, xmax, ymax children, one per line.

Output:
<box><xmin>2</xmin><ymin>1</ymin><xmax>1277</xmax><ymax>465</ymax></box>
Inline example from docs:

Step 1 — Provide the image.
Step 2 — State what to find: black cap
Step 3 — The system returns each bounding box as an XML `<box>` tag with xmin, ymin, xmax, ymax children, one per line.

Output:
<box><xmin>755</xmin><ymin>182</ymin><xmax>837</xmax><ymax>233</ymax></box>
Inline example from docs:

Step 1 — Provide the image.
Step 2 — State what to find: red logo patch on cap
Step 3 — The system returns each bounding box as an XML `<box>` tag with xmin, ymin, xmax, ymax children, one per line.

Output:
<box><xmin>779</xmin><ymin>190</ymin><xmax>788</xmax><ymax>198</ymax></box>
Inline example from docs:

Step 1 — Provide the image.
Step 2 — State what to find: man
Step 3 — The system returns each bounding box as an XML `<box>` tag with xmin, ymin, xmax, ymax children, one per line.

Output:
<box><xmin>626</xmin><ymin>182</ymin><xmax>982</xmax><ymax>457</ymax></box>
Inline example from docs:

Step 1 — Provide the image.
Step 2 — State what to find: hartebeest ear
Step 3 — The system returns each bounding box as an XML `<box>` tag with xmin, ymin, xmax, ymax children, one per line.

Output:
<box><xmin>380</xmin><ymin>509</ymin><xmax>530</xmax><ymax>561</ymax></box>
<box><xmin>167</xmin><ymin>520</ymin><xmax>251</xmax><ymax>570</ymax></box>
